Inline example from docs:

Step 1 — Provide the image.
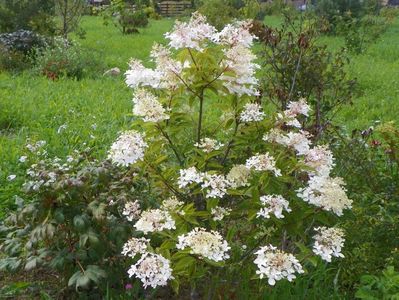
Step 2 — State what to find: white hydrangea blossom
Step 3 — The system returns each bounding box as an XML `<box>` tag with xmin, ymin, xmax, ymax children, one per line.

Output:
<box><xmin>108</xmin><ymin>130</ymin><xmax>148</xmax><ymax>166</ymax></box>
<box><xmin>177</xmin><ymin>167</ymin><xmax>204</xmax><ymax>188</ymax></box>
<box><xmin>161</xmin><ymin>196</ymin><xmax>184</xmax><ymax>211</ymax></box>
<box><xmin>132</xmin><ymin>89</ymin><xmax>169</xmax><ymax>122</ymax></box>
<box><xmin>150</xmin><ymin>43</ymin><xmax>189</xmax><ymax>89</ymax></box>
<box><xmin>211</xmin><ymin>206</ymin><xmax>232</xmax><ymax>221</ymax></box>
<box><xmin>227</xmin><ymin>164</ymin><xmax>251</xmax><ymax>188</ymax></box>
<box><xmin>245</xmin><ymin>153</ymin><xmax>281</xmax><ymax>176</ymax></box>
<box><xmin>122</xmin><ymin>200</ymin><xmax>141</xmax><ymax>221</ymax></box>
<box><xmin>165</xmin><ymin>12</ymin><xmax>216</xmax><ymax>51</ymax></box>
<box><xmin>125</xmin><ymin>59</ymin><xmax>162</xmax><ymax>89</ymax></box>
<box><xmin>240</xmin><ymin>103</ymin><xmax>265</xmax><ymax>122</ymax></box>
<box><xmin>257</xmin><ymin>195</ymin><xmax>292</xmax><ymax>219</ymax></box>
<box><xmin>194</xmin><ymin>138</ymin><xmax>224</xmax><ymax>153</ymax></box>
<box><xmin>201</xmin><ymin>173</ymin><xmax>230</xmax><ymax>198</ymax></box>
<box><xmin>134</xmin><ymin>209</ymin><xmax>176</xmax><ymax>234</ymax></box>
<box><xmin>214</xmin><ymin>20</ymin><xmax>255</xmax><ymax>48</ymax></box>
<box><xmin>221</xmin><ymin>45</ymin><xmax>260</xmax><ymax>96</ymax></box>
<box><xmin>264</xmin><ymin>130</ymin><xmax>312</xmax><ymax>155</ymax></box>
<box><xmin>312</xmin><ymin>227</ymin><xmax>345</xmax><ymax>262</ymax></box>
<box><xmin>176</xmin><ymin>228</ymin><xmax>230</xmax><ymax>262</ymax></box>
<box><xmin>128</xmin><ymin>253</ymin><xmax>174</xmax><ymax>289</ymax></box>
<box><xmin>121</xmin><ymin>237</ymin><xmax>149</xmax><ymax>258</ymax></box>
<box><xmin>254</xmin><ymin>245</ymin><xmax>304</xmax><ymax>286</ymax></box>
<box><xmin>285</xmin><ymin>98</ymin><xmax>311</xmax><ymax>118</ymax></box>
<box><xmin>297</xmin><ymin>176</ymin><xmax>352</xmax><ymax>216</ymax></box>
<box><xmin>304</xmin><ymin>145</ymin><xmax>335</xmax><ymax>177</ymax></box>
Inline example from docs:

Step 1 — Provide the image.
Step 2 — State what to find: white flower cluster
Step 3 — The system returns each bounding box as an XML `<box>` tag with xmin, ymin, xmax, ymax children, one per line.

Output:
<box><xmin>177</xmin><ymin>228</ymin><xmax>230</xmax><ymax>262</ymax></box>
<box><xmin>254</xmin><ymin>245</ymin><xmax>304</xmax><ymax>286</ymax></box>
<box><xmin>108</xmin><ymin>130</ymin><xmax>147</xmax><ymax>166</ymax></box>
<box><xmin>312</xmin><ymin>227</ymin><xmax>345</xmax><ymax>262</ymax></box>
<box><xmin>165</xmin><ymin>12</ymin><xmax>216</xmax><ymax>51</ymax></box>
<box><xmin>211</xmin><ymin>206</ymin><xmax>232</xmax><ymax>221</ymax></box>
<box><xmin>264</xmin><ymin>129</ymin><xmax>312</xmax><ymax>155</ymax></box>
<box><xmin>177</xmin><ymin>167</ymin><xmax>203</xmax><ymax>188</ymax></box>
<box><xmin>128</xmin><ymin>253</ymin><xmax>174</xmax><ymax>289</ymax></box>
<box><xmin>257</xmin><ymin>195</ymin><xmax>291</xmax><ymax>219</ymax></box>
<box><xmin>121</xmin><ymin>237</ymin><xmax>149</xmax><ymax>258</ymax></box>
<box><xmin>278</xmin><ymin>98</ymin><xmax>311</xmax><ymax>128</ymax></box>
<box><xmin>201</xmin><ymin>174</ymin><xmax>230</xmax><ymax>198</ymax></box>
<box><xmin>240</xmin><ymin>103</ymin><xmax>265</xmax><ymax>122</ymax></box>
<box><xmin>125</xmin><ymin>13</ymin><xmax>259</xmax><ymax>96</ymax></box>
<box><xmin>227</xmin><ymin>164</ymin><xmax>251</xmax><ymax>188</ymax></box>
<box><xmin>304</xmin><ymin>145</ymin><xmax>335</xmax><ymax>177</ymax></box>
<box><xmin>122</xmin><ymin>200</ymin><xmax>141</xmax><ymax>222</ymax></box>
<box><xmin>246</xmin><ymin>153</ymin><xmax>281</xmax><ymax>176</ymax></box>
<box><xmin>297</xmin><ymin>176</ymin><xmax>352</xmax><ymax>216</ymax></box>
<box><xmin>134</xmin><ymin>209</ymin><xmax>176</xmax><ymax>234</ymax></box>
<box><xmin>161</xmin><ymin>196</ymin><xmax>184</xmax><ymax>211</ymax></box>
<box><xmin>132</xmin><ymin>89</ymin><xmax>169</xmax><ymax>122</ymax></box>
<box><xmin>194</xmin><ymin>138</ymin><xmax>224</xmax><ymax>153</ymax></box>
<box><xmin>178</xmin><ymin>167</ymin><xmax>230</xmax><ymax>198</ymax></box>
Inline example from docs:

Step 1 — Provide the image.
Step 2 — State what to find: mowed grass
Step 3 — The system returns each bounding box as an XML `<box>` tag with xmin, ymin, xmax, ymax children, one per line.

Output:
<box><xmin>1</xmin><ymin>15</ymin><xmax>399</xmax><ymax>212</ymax></box>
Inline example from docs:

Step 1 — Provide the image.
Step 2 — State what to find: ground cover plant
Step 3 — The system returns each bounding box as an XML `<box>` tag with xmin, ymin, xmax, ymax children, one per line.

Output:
<box><xmin>1</xmin><ymin>8</ymin><xmax>399</xmax><ymax>299</ymax></box>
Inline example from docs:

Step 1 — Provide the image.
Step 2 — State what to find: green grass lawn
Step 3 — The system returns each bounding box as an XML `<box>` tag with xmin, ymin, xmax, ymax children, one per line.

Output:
<box><xmin>1</xmin><ymin>15</ymin><xmax>399</xmax><ymax>212</ymax></box>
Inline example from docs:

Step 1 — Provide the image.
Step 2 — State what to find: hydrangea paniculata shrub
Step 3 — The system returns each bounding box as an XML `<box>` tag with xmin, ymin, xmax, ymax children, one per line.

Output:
<box><xmin>109</xmin><ymin>13</ymin><xmax>352</xmax><ymax>292</ymax></box>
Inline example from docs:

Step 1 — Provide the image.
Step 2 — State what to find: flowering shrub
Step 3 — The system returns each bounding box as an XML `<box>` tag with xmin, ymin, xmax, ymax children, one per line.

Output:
<box><xmin>107</xmin><ymin>13</ymin><xmax>353</xmax><ymax>295</ymax></box>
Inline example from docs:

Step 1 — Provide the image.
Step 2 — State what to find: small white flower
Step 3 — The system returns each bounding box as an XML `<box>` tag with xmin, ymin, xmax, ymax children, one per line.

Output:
<box><xmin>122</xmin><ymin>200</ymin><xmax>141</xmax><ymax>222</ymax></box>
<box><xmin>211</xmin><ymin>206</ymin><xmax>231</xmax><ymax>221</ymax></box>
<box><xmin>201</xmin><ymin>173</ymin><xmax>229</xmax><ymax>198</ymax></box>
<box><xmin>177</xmin><ymin>228</ymin><xmax>230</xmax><ymax>262</ymax></box>
<box><xmin>122</xmin><ymin>237</ymin><xmax>149</xmax><ymax>258</ymax></box>
<box><xmin>19</xmin><ymin>156</ymin><xmax>27</xmax><ymax>163</ymax></box>
<box><xmin>132</xmin><ymin>89</ymin><xmax>169</xmax><ymax>122</ymax></box>
<box><xmin>245</xmin><ymin>153</ymin><xmax>281</xmax><ymax>176</ymax></box>
<box><xmin>7</xmin><ymin>174</ymin><xmax>16</xmax><ymax>181</ymax></box>
<box><xmin>134</xmin><ymin>209</ymin><xmax>176</xmax><ymax>234</ymax></box>
<box><xmin>177</xmin><ymin>167</ymin><xmax>203</xmax><ymax>188</ymax></box>
<box><xmin>257</xmin><ymin>195</ymin><xmax>291</xmax><ymax>219</ymax></box>
<box><xmin>312</xmin><ymin>227</ymin><xmax>345</xmax><ymax>262</ymax></box>
<box><xmin>57</xmin><ymin>124</ymin><xmax>68</xmax><ymax>134</ymax></box>
<box><xmin>254</xmin><ymin>245</ymin><xmax>304</xmax><ymax>286</ymax></box>
<box><xmin>161</xmin><ymin>196</ymin><xmax>184</xmax><ymax>211</ymax></box>
<box><xmin>128</xmin><ymin>253</ymin><xmax>174</xmax><ymax>288</ymax></box>
<box><xmin>108</xmin><ymin>130</ymin><xmax>148</xmax><ymax>167</ymax></box>
<box><xmin>227</xmin><ymin>164</ymin><xmax>251</xmax><ymax>188</ymax></box>
<box><xmin>194</xmin><ymin>138</ymin><xmax>224</xmax><ymax>153</ymax></box>
<box><xmin>240</xmin><ymin>103</ymin><xmax>265</xmax><ymax>122</ymax></box>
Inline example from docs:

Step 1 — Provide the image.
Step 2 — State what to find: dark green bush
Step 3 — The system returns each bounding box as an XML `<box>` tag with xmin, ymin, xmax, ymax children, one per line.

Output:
<box><xmin>0</xmin><ymin>0</ymin><xmax>55</xmax><ymax>35</ymax></box>
<box><xmin>197</xmin><ymin>0</ymin><xmax>239</xmax><ymax>30</ymax></box>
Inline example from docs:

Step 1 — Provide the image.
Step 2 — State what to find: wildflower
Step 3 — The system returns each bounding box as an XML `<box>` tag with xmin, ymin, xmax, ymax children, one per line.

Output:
<box><xmin>108</xmin><ymin>130</ymin><xmax>147</xmax><ymax>166</ymax></box>
<box><xmin>177</xmin><ymin>167</ymin><xmax>203</xmax><ymax>188</ymax></box>
<box><xmin>177</xmin><ymin>228</ymin><xmax>230</xmax><ymax>262</ymax></box>
<box><xmin>297</xmin><ymin>176</ymin><xmax>352</xmax><ymax>216</ymax></box>
<box><xmin>19</xmin><ymin>156</ymin><xmax>27</xmax><ymax>163</ymax></box>
<box><xmin>227</xmin><ymin>164</ymin><xmax>251</xmax><ymax>188</ymax></box>
<box><xmin>128</xmin><ymin>253</ymin><xmax>174</xmax><ymax>288</ymax></box>
<box><xmin>122</xmin><ymin>200</ymin><xmax>141</xmax><ymax>222</ymax></box>
<box><xmin>254</xmin><ymin>245</ymin><xmax>304</xmax><ymax>285</ymax></box>
<box><xmin>134</xmin><ymin>209</ymin><xmax>176</xmax><ymax>234</ymax></box>
<box><xmin>240</xmin><ymin>103</ymin><xmax>265</xmax><ymax>122</ymax></box>
<box><xmin>132</xmin><ymin>89</ymin><xmax>169</xmax><ymax>122</ymax></box>
<box><xmin>312</xmin><ymin>227</ymin><xmax>345</xmax><ymax>262</ymax></box>
<box><xmin>246</xmin><ymin>153</ymin><xmax>281</xmax><ymax>176</ymax></box>
<box><xmin>257</xmin><ymin>195</ymin><xmax>291</xmax><ymax>219</ymax></box>
<box><xmin>57</xmin><ymin>124</ymin><xmax>68</xmax><ymax>134</ymax></box>
<box><xmin>122</xmin><ymin>237</ymin><xmax>149</xmax><ymax>258</ymax></box>
<box><xmin>194</xmin><ymin>138</ymin><xmax>224</xmax><ymax>153</ymax></box>
<box><xmin>211</xmin><ymin>206</ymin><xmax>231</xmax><ymax>221</ymax></box>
